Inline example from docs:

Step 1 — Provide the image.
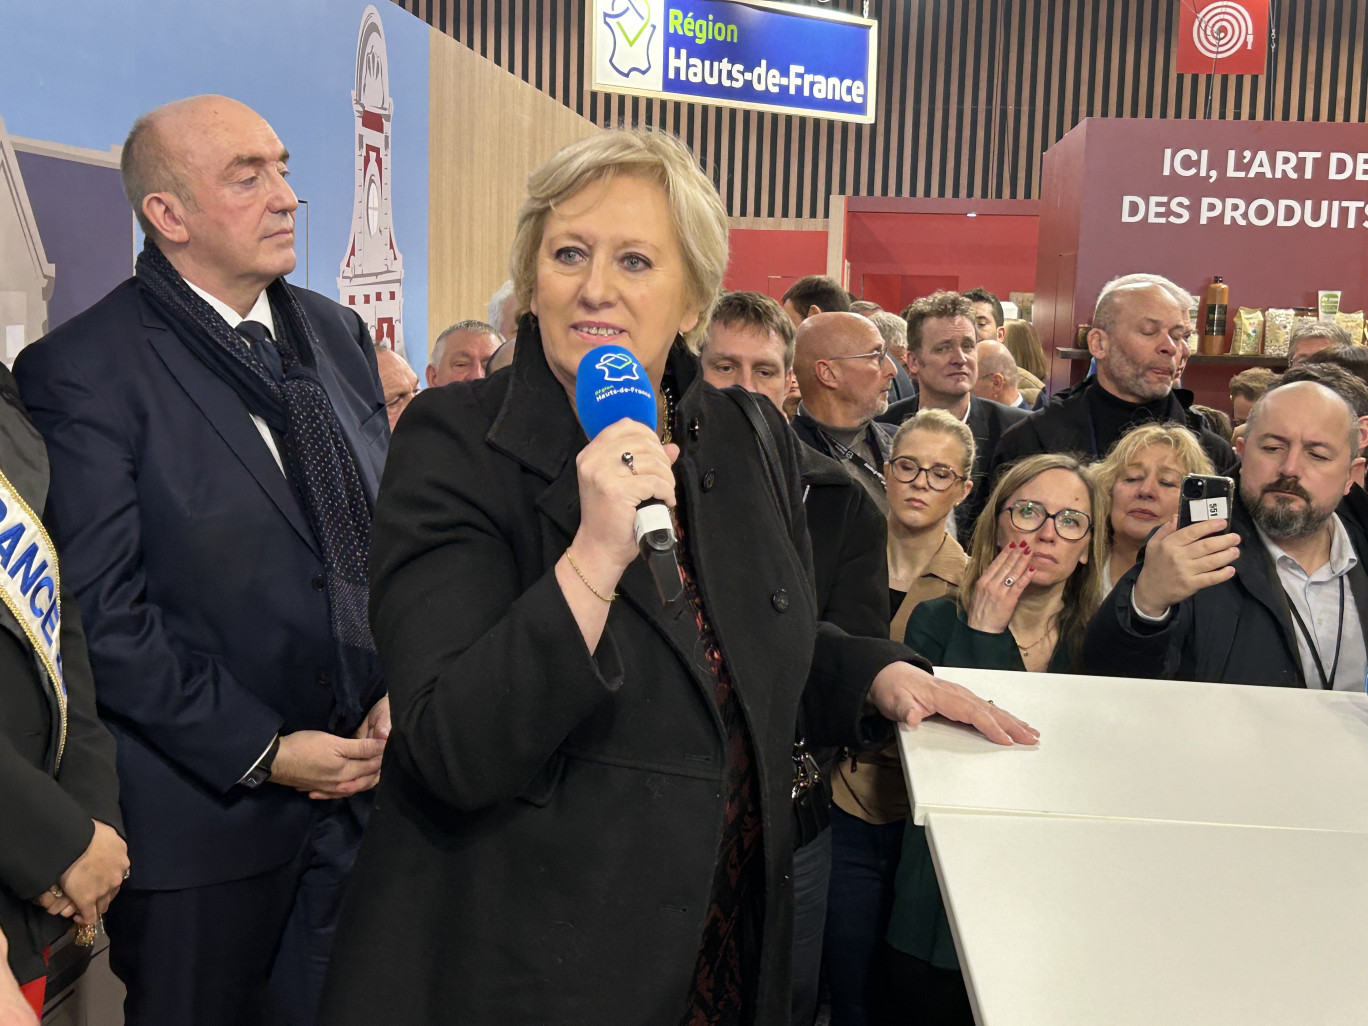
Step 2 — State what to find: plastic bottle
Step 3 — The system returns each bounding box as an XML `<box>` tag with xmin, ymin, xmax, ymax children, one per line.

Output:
<box><xmin>1202</xmin><ymin>276</ymin><xmax>1229</xmax><ymax>355</ymax></box>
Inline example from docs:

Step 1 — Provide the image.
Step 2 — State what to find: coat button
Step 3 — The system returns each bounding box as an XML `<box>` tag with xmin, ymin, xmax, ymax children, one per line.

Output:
<box><xmin>316</xmin><ymin>672</ymin><xmax>331</xmax><ymax>689</ymax></box>
<box><xmin>702</xmin><ymin>469</ymin><xmax>716</xmax><ymax>491</ymax></box>
<box><xmin>772</xmin><ymin>589</ymin><xmax>789</xmax><ymax>612</ymax></box>
<box><xmin>688</xmin><ymin>418</ymin><xmax>701</xmax><ymax>440</ymax></box>
<box><xmin>311</xmin><ymin>574</ymin><xmax>326</xmax><ymax>591</ymax></box>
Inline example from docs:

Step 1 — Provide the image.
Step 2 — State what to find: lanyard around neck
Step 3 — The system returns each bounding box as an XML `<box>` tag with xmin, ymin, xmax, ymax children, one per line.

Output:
<box><xmin>1286</xmin><ymin>575</ymin><xmax>1345</xmax><ymax>690</ymax></box>
<box><xmin>819</xmin><ymin>427</ymin><xmax>886</xmax><ymax>486</ymax></box>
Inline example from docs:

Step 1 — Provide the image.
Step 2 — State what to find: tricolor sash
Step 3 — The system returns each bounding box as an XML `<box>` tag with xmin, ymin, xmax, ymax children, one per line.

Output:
<box><xmin>0</xmin><ymin>463</ymin><xmax>65</xmax><ymax>768</ymax></box>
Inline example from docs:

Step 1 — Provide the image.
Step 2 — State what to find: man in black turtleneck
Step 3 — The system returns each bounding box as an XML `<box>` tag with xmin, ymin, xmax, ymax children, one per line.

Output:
<box><xmin>991</xmin><ymin>278</ymin><xmax>1233</xmax><ymax>475</ymax></box>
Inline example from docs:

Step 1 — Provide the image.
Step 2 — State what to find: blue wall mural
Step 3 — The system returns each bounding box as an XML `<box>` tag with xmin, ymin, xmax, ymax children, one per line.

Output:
<box><xmin>1</xmin><ymin>0</ymin><xmax>430</xmax><ymax>373</ymax></box>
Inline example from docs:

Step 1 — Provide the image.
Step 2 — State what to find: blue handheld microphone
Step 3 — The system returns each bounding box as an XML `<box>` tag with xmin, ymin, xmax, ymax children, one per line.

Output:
<box><xmin>575</xmin><ymin>345</ymin><xmax>682</xmax><ymax>603</ymax></box>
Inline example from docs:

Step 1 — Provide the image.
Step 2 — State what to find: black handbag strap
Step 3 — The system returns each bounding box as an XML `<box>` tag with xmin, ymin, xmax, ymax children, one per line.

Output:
<box><xmin>725</xmin><ymin>387</ymin><xmax>794</xmax><ymax>535</ymax></box>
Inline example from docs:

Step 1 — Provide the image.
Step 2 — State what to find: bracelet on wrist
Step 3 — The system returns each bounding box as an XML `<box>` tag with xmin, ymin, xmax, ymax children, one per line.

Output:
<box><xmin>565</xmin><ymin>550</ymin><xmax>617</xmax><ymax>603</ymax></box>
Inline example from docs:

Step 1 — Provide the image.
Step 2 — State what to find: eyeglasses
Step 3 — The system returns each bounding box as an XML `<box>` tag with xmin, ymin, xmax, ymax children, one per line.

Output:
<box><xmin>889</xmin><ymin>457</ymin><xmax>965</xmax><ymax>491</ymax></box>
<box><xmin>1002</xmin><ymin>499</ymin><xmax>1092</xmax><ymax>541</ymax></box>
<box><xmin>385</xmin><ymin>388</ymin><xmax>419</xmax><ymax>412</ymax></box>
<box><xmin>827</xmin><ymin>345</ymin><xmax>890</xmax><ymax>365</ymax></box>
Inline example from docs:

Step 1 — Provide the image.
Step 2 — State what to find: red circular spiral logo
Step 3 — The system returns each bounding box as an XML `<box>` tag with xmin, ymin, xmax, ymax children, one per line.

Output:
<box><xmin>1193</xmin><ymin>2</ymin><xmax>1255</xmax><ymax>60</ymax></box>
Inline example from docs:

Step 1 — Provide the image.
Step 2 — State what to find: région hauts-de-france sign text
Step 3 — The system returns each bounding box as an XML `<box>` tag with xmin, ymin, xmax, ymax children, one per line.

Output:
<box><xmin>590</xmin><ymin>0</ymin><xmax>877</xmax><ymax>123</ymax></box>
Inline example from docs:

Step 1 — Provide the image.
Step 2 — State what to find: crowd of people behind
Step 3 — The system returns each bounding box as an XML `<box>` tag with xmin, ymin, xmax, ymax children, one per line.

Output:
<box><xmin>688</xmin><ymin>268</ymin><xmax>1368</xmax><ymax>1025</ymax></box>
<box><xmin>5</xmin><ymin>101</ymin><xmax>1368</xmax><ymax>1026</ymax></box>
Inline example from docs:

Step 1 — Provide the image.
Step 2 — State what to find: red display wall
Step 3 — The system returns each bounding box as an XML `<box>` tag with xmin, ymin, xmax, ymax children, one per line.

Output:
<box><xmin>841</xmin><ymin>198</ymin><xmax>1040</xmax><ymax>311</ymax></box>
<box><xmin>723</xmin><ymin>199</ymin><xmax>1040</xmax><ymax>313</ymax></box>
<box><xmin>724</xmin><ymin>228</ymin><xmax>829</xmax><ymax>298</ymax></box>
<box><xmin>1036</xmin><ymin>118</ymin><xmax>1368</xmax><ymax>402</ymax></box>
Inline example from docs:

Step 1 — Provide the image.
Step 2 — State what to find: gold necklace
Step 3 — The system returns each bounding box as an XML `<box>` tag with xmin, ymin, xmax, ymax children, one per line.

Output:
<box><xmin>1014</xmin><ymin>617</ymin><xmax>1058</xmax><ymax>653</ymax></box>
<box><xmin>658</xmin><ymin>382</ymin><xmax>674</xmax><ymax>444</ymax></box>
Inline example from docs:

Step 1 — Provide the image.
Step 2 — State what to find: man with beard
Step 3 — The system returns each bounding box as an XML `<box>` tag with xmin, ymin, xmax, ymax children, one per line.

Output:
<box><xmin>791</xmin><ymin>312</ymin><xmax>899</xmax><ymax>514</ymax></box>
<box><xmin>992</xmin><ymin>277</ymin><xmax>1231</xmax><ymax>473</ymax></box>
<box><xmin>1083</xmin><ymin>380</ymin><xmax>1368</xmax><ymax>691</ymax></box>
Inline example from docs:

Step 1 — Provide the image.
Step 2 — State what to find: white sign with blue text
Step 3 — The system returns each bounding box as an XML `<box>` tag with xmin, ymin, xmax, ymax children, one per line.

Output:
<box><xmin>589</xmin><ymin>0</ymin><xmax>877</xmax><ymax>124</ymax></box>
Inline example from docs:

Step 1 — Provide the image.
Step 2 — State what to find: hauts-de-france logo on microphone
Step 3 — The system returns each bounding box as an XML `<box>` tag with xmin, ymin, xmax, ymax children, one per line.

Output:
<box><xmin>577</xmin><ymin>345</ymin><xmax>658</xmax><ymax>438</ymax></box>
<box><xmin>595</xmin><ymin>0</ymin><xmax>664</xmax><ymax>92</ymax></box>
<box><xmin>595</xmin><ymin>351</ymin><xmax>642</xmax><ymax>382</ymax></box>
<box><xmin>586</xmin><ymin>349</ymin><xmax>654</xmax><ymax>415</ymax></box>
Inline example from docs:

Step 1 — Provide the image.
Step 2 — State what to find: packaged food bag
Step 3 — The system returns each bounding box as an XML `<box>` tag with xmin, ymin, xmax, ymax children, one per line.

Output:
<box><xmin>1264</xmin><ymin>308</ymin><xmax>1295</xmax><ymax>357</ymax></box>
<box><xmin>1336</xmin><ymin>310</ymin><xmax>1365</xmax><ymax>345</ymax></box>
<box><xmin>1231</xmin><ymin>308</ymin><xmax>1264</xmax><ymax>355</ymax></box>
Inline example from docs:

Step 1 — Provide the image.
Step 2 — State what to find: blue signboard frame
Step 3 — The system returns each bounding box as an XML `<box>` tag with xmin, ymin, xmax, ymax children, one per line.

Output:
<box><xmin>589</xmin><ymin>0</ymin><xmax>878</xmax><ymax>124</ymax></box>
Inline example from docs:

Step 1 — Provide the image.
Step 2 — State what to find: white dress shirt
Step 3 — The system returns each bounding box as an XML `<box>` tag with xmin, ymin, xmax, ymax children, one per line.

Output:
<box><xmin>184</xmin><ymin>283</ymin><xmax>290</xmax><ymax>781</ymax></box>
<box><xmin>185</xmin><ymin>282</ymin><xmax>285</xmax><ymax>474</ymax></box>
<box><xmin>1257</xmin><ymin>515</ymin><xmax>1367</xmax><ymax>692</ymax></box>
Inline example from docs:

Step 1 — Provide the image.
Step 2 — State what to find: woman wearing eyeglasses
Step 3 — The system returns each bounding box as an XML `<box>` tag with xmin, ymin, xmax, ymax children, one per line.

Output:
<box><xmin>884</xmin><ymin>452</ymin><xmax>1109</xmax><ymax>1025</ymax></box>
<box><xmin>826</xmin><ymin>409</ymin><xmax>975</xmax><ymax>1026</ymax></box>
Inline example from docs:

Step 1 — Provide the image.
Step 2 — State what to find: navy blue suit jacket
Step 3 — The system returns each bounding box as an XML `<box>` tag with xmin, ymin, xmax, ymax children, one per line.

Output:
<box><xmin>14</xmin><ymin>279</ymin><xmax>388</xmax><ymax>890</ymax></box>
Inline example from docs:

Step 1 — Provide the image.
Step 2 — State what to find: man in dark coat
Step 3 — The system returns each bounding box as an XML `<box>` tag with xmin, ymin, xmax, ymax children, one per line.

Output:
<box><xmin>0</xmin><ymin>364</ymin><xmax>127</xmax><ymax>1016</ymax></box>
<box><xmin>699</xmin><ymin>293</ymin><xmax>888</xmax><ymax>637</ymax></box>
<box><xmin>881</xmin><ymin>291</ymin><xmax>1029</xmax><ymax>545</ymax></box>
<box><xmin>14</xmin><ymin>96</ymin><xmax>389</xmax><ymax>1025</ymax></box>
<box><xmin>1083</xmin><ymin>380</ymin><xmax>1368</xmax><ymax>690</ymax></box>
<box><xmin>790</xmin><ymin>312</ymin><xmax>898</xmax><ymax>515</ymax></box>
<box><xmin>699</xmin><ymin>291</ymin><xmax>888</xmax><ymax>1023</ymax></box>
<box><xmin>992</xmin><ymin>278</ymin><xmax>1232</xmax><ymax>474</ymax></box>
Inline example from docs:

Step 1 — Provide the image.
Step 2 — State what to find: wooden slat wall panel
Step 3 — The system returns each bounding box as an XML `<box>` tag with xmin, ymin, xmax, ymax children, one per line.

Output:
<box><xmin>396</xmin><ymin>0</ymin><xmax>1368</xmax><ymax>217</ymax></box>
<box><xmin>425</xmin><ymin>30</ymin><xmax>597</xmax><ymax>352</ymax></box>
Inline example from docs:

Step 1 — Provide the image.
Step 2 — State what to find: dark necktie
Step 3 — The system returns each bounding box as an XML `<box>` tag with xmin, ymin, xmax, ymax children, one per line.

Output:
<box><xmin>235</xmin><ymin>319</ymin><xmax>289</xmax><ymax>462</ymax></box>
<box><xmin>237</xmin><ymin>319</ymin><xmax>285</xmax><ymax>385</ymax></box>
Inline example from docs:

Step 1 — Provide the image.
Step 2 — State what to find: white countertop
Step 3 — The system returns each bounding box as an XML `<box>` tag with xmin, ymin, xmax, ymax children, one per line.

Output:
<box><xmin>927</xmin><ymin>812</ymin><xmax>1368</xmax><ymax>1026</ymax></box>
<box><xmin>898</xmin><ymin>667</ymin><xmax>1368</xmax><ymax>832</ymax></box>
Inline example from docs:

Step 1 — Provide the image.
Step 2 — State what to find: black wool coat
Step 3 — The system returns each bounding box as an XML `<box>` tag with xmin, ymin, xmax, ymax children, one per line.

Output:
<box><xmin>0</xmin><ymin>366</ymin><xmax>122</xmax><ymax>985</ymax></box>
<box><xmin>796</xmin><ymin>443</ymin><xmax>888</xmax><ymax>640</ymax></box>
<box><xmin>1082</xmin><ymin>475</ymin><xmax>1368</xmax><ymax>687</ymax></box>
<box><xmin>319</xmin><ymin>326</ymin><xmax>919</xmax><ymax>1026</ymax></box>
<box><xmin>792</xmin><ymin>444</ymin><xmax>890</xmax><ymax>812</ymax></box>
<box><xmin>990</xmin><ymin>376</ymin><xmax>1234</xmax><ymax>477</ymax></box>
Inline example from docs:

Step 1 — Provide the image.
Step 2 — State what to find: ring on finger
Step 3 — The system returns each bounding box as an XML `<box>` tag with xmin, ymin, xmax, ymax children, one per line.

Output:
<box><xmin>50</xmin><ymin>886</ymin><xmax>63</xmax><ymax>899</ymax></box>
<box><xmin>1003</xmin><ymin>576</ymin><xmax>1015</xmax><ymax>588</ymax></box>
<box><xmin>621</xmin><ymin>452</ymin><xmax>637</xmax><ymax>475</ymax></box>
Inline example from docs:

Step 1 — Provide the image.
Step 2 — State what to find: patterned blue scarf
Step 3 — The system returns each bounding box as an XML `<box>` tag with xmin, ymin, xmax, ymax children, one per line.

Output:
<box><xmin>135</xmin><ymin>239</ymin><xmax>375</xmax><ymax>656</ymax></box>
